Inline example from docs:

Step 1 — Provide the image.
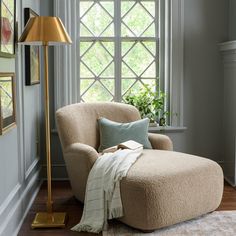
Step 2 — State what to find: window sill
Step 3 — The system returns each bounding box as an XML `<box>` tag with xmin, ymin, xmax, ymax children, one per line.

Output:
<box><xmin>51</xmin><ymin>126</ymin><xmax>187</xmax><ymax>135</ymax></box>
<box><xmin>148</xmin><ymin>126</ymin><xmax>187</xmax><ymax>133</ymax></box>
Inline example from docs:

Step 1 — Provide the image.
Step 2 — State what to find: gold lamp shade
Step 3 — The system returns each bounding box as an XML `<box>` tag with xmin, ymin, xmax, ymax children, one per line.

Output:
<box><xmin>18</xmin><ymin>16</ymin><xmax>72</xmax><ymax>45</ymax></box>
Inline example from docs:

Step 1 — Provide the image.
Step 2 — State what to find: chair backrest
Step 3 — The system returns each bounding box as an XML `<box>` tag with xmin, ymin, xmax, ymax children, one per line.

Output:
<box><xmin>56</xmin><ymin>102</ymin><xmax>141</xmax><ymax>151</ymax></box>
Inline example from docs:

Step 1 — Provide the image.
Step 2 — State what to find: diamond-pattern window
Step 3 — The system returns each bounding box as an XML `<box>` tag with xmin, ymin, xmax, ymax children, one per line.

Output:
<box><xmin>80</xmin><ymin>1</ymin><xmax>114</xmax><ymax>37</ymax></box>
<box><xmin>122</xmin><ymin>42</ymin><xmax>155</xmax><ymax>77</ymax></box>
<box><xmin>121</xmin><ymin>79</ymin><xmax>155</xmax><ymax>100</ymax></box>
<box><xmin>81</xmin><ymin>80</ymin><xmax>114</xmax><ymax>102</ymax></box>
<box><xmin>79</xmin><ymin>0</ymin><xmax>158</xmax><ymax>102</ymax></box>
<box><xmin>121</xmin><ymin>1</ymin><xmax>155</xmax><ymax>37</ymax></box>
<box><xmin>80</xmin><ymin>42</ymin><xmax>114</xmax><ymax>77</ymax></box>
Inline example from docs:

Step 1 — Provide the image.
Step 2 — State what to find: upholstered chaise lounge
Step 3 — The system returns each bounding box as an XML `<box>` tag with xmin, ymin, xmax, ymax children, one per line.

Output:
<box><xmin>56</xmin><ymin>102</ymin><xmax>223</xmax><ymax>231</ymax></box>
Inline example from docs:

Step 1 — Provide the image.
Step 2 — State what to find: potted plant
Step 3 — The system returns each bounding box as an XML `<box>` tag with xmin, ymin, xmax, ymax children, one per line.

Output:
<box><xmin>124</xmin><ymin>83</ymin><xmax>168</xmax><ymax>126</ymax></box>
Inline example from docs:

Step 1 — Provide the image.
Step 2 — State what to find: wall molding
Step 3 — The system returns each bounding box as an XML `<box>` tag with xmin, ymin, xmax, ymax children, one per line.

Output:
<box><xmin>169</xmin><ymin>0</ymin><xmax>184</xmax><ymax>127</ymax></box>
<box><xmin>25</xmin><ymin>157</ymin><xmax>40</xmax><ymax>180</ymax></box>
<box><xmin>0</xmin><ymin>183</ymin><xmax>21</xmax><ymax>217</ymax></box>
<box><xmin>224</xmin><ymin>176</ymin><xmax>236</xmax><ymax>187</ymax></box>
<box><xmin>0</xmin><ymin>169</ymin><xmax>42</xmax><ymax>236</ymax></box>
<box><xmin>220</xmin><ymin>40</ymin><xmax>236</xmax><ymax>51</ymax></box>
<box><xmin>220</xmin><ymin>42</ymin><xmax>236</xmax><ymax>187</ymax></box>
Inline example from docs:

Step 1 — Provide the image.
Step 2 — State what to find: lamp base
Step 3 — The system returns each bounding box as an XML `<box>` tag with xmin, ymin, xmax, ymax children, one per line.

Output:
<box><xmin>31</xmin><ymin>212</ymin><xmax>67</xmax><ymax>229</ymax></box>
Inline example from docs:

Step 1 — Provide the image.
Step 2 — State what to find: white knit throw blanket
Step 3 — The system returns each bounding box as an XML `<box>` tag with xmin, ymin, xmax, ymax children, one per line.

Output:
<box><xmin>71</xmin><ymin>148</ymin><xmax>143</xmax><ymax>233</ymax></box>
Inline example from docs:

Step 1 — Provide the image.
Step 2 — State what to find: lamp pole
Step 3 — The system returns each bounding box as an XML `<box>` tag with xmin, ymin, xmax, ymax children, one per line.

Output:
<box><xmin>43</xmin><ymin>43</ymin><xmax>53</xmax><ymax>214</ymax></box>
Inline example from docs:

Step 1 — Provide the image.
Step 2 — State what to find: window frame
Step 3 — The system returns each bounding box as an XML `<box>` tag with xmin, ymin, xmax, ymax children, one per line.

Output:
<box><xmin>78</xmin><ymin>0</ymin><xmax>160</xmax><ymax>103</ymax></box>
<box><xmin>54</xmin><ymin>0</ymin><xmax>184</xmax><ymax>127</ymax></box>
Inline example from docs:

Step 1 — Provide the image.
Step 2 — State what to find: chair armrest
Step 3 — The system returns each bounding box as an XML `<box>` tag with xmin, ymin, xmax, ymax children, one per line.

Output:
<box><xmin>63</xmin><ymin>143</ymin><xmax>99</xmax><ymax>202</ymax></box>
<box><xmin>148</xmin><ymin>133</ymin><xmax>173</xmax><ymax>151</ymax></box>
<box><xmin>64</xmin><ymin>143</ymin><xmax>99</xmax><ymax>168</ymax></box>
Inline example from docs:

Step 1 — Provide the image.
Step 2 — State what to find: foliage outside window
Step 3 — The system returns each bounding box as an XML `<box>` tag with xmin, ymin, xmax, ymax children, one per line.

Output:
<box><xmin>79</xmin><ymin>0</ymin><xmax>160</xmax><ymax>103</ymax></box>
<box><xmin>124</xmin><ymin>80</ymin><xmax>169</xmax><ymax>125</ymax></box>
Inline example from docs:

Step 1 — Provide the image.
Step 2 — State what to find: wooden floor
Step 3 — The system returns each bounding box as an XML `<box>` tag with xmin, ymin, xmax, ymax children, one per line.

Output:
<box><xmin>18</xmin><ymin>181</ymin><xmax>236</xmax><ymax>236</ymax></box>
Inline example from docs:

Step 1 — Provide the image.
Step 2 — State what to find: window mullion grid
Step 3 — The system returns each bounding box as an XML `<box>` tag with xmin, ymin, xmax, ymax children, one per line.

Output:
<box><xmin>114</xmin><ymin>0</ymin><xmax>122</xmax><ymax>102</ymax></box>
<box><xmin>158</xmin><ymin>0</ymin><xmax>167</xmax><ymax>121</ymax></box>
<box><xmin>79</xmin><ymin>0</ymin><xmax>159</xmax><ymax>103</ymax></box>
<box><xmin>164</xmin><ymin>0</ymin><xmax>171</xmax><ymax>124</ymax></box>
<box><xmin>78</xmin><ymin>2</ymin><xmax>81</xmax><ymax>102</ymax></box>
<box><xmin>156</xmin><ymin>0</ymin><xmax>160</xmax><ymax>93</ymax></box>
<box><xmin>120</xmin><ymin>0</ymin><xmax>157</xmax><ymax>102</ymax></box>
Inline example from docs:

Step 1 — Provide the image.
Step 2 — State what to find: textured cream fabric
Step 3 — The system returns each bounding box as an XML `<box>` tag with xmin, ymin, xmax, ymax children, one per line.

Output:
<box><xmin>64</xmin><ymin>143</ymin><xmax>99</xmax><ymax>201</ymax></box>
<box><xmin>119</xmin><ymin>150</ymin><xmax>223</xmax><ymax>230</ymax></box>
<box><xmin>148</xmin><ymin>133</ymin><xmax>173</xmax><ymax>151</ymax></box>
<box><xmin>56</xmin><ymin>102</ymin><xmax>223</xmax><ymax>231</ymax></box>
<box><xmin>56</xmin><ymin>102</ymin><xmax>141</xmax><ymax>151</ymax></box>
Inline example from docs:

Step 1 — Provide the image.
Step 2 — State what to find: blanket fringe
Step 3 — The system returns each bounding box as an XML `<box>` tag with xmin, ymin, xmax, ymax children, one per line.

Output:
<box><xmin>71</xmin><ymin>224</ymin><xmax>102</xmax><ymax>234</ymax></box>
<box><xmin>109</xmin><ymin>207</ymin><xmax>123</xmax><ymax>219</ymax></box>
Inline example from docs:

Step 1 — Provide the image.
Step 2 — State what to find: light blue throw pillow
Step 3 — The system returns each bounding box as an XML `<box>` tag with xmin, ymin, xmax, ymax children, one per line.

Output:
<box><xmin>98</xmin><ymin>117</ymin><xmax>152</xmax><ymax>152</ymax></box>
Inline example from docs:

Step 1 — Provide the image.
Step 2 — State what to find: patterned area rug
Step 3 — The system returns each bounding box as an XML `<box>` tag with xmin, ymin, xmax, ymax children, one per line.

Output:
<box><xmin>103</xmin><ymin>211</ymin><xmax>236</xmax><ymax>236</ymax></box>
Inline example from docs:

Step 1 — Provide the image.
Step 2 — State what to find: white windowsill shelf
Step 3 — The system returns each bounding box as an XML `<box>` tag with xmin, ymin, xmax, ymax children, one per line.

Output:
<box><xmin>51</xmin><ymin>126</ymin><xmax>187</xmax><ymax>135</ymax></box>
<box><xmin>148</xmin><ymin>126</ymin><xmax>187</xmax><ymax>133</ymax></box>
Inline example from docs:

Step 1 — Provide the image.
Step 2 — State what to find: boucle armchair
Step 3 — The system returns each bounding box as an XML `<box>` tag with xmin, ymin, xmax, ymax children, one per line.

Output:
<box><xmin>56</xmin><ymin>102</ymin><xmax>223</xmax><ymax>231</ymax></box>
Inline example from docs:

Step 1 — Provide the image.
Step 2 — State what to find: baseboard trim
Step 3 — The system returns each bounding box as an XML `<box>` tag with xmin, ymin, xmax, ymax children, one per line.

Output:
<box><xmin>0</xmin><ymin>168</ymin><xmax>42</xmax><ymax>236</ymax></box>
<box><xmin>41</xmin><ymin>177</ymin><xmax>69</xmax><ymax>181</ymax></box>
<box><xmin>13</xmin><ymin>178</ymin><xmax>43</xmax><ymax>236</ymax></box>
<box><xmin>42</xmin><ymin>163</ymin><xmax>68</xmax><ymax>180</ymax></box>
<box><xmin>224</xmin><ymin>176</ymin><xmax>236</xmax><ymax>187</ymax></box>
<box><xmin>25</xmin><ymin>157</ymin><xmax>40</xmax><ymax>180</ymax></box>
<box><xmin>0</xmin><ymin>183</ymin><xmax>21</xmax><ymax>217</ymax></box>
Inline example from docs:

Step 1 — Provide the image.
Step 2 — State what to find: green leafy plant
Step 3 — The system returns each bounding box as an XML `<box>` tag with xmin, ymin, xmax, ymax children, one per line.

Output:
<box><xmin>124</xmin><ymin>83</ymin><xmax>168</xmax><ymax>124</ymax></box>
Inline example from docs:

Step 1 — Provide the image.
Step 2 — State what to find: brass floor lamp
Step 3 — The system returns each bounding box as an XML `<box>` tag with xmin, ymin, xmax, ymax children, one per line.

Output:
<box><xmin>18</xmin><ymin>17</ymin><xmax>72</xmax><ymax>228</ymax></box>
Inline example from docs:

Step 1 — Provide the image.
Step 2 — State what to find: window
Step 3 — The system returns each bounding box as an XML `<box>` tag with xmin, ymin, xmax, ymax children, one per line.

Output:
<box><xmin>78</xmin><ymin>0</ymin><xmax>160</xmax><ymax>102</ymax></box>
<box><xmin>54</xmin><ymin>0</ymin><xmax>184</xmax><ymax>126</ymax></box>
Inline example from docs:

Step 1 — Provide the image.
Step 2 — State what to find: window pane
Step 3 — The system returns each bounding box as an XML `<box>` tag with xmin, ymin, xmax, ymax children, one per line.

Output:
<box><xmin>80</xmin><ymin>1</ymin><xmax>94</xmax><ymax>17</ymax></box>
<box><xmin>80</xmin><ymin>1</ymin><xmax>114</xmax><ymax>37</ymax></box>
<box><xmin>143</xmin><ymin>41</ymin><xmax>156</xmax><ymax>56</ymax></box>
<box><xmin>80</xmin><ymin>42</ymin><xmax>114</xmax><ymax>77</ymax></box>
<box><xmin>123</xmin><ymin>80</ymin><xmax>143</xmax><ymax>95</ymax></box>
<box><xmin>80</xmin><ymin>79</ymin><xmax>94</xmax><ymax>95</ymax></box>
<box><xmin>100</xmin><ymin>79</ymin><xmax>114</xmax><ymax>94</ymax></box>
<box><xmin>121</xmin><ymin>1</ymin><xmax>155</xmax><ymax>37</ymax></box>
<box><xmin>141</xmin><ymin>62</ymin><xmax>156</xmax><ymax>78</ymax></box>
<box><xmin>122</xmin><ymin>79</ymin><xmax>156</xmax><ymax>100</ymax></box>
<box><xmin>122</xmin><ymin>79</ymin><xmax>136</xmax><ymax>95</ymax></box>
<box><xmin>122</xmin><ymin>42</ymin><xmax>155</xmax><ymax>77</ymax></box>
<box><xmin>80</xmin><ymin>63</ymin><xmax>94</xmax><ymax>78</ymax></box>
<box><xmin>79</xmin><ymin>0</ymin><xmax>158</xmax><ymax>103</ymax></box>
<box><xmin>81</xmin><ymin>80</ymin><xmax>113</xmax><ymax>102</ymax></box>
<box><xmin>122</xmin><ymin>62</ymin><xmax>136</xmax><ymax>78</ymax></box>
<box><xmin>80</xmin><ymin>42</ymin><xmax>93</xmax><ymax>56</ymax></box>
<box><xmin>141</xmin><ymin>2</ymin><xmax>155</xmax><ymax>18</ymax></box>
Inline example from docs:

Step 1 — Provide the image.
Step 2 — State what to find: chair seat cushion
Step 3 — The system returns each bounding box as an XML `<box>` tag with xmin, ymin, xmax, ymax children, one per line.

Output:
<box><xmin>120</xmin><ymin>150</ymin><xmax>224</xmax><ymax>231</ymax></box>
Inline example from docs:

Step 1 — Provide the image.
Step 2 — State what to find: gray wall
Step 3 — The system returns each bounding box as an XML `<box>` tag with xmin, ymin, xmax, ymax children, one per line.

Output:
<box><xmin>46</xmin><ymin>0</ymin><xmax>229</xmax><ymax>179</ymax></box>
<box><xmin>229</xmin><ymin>0</ymin><xmax>236</xmax><ymax>40</ymax></box>
<box><xmin>165</xmin><ymin>0</ymin><xmax>228</xmax><ymax>163</ymax></box>
<box><xmin>0</xmin><ymin>1</ymin><xmax>42</xmax><ymax>235</ymax></box>
<box><xmin>182</xmin><ymin>0</ymin><xmax>228</xmax><ymax>160</ymax></box>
